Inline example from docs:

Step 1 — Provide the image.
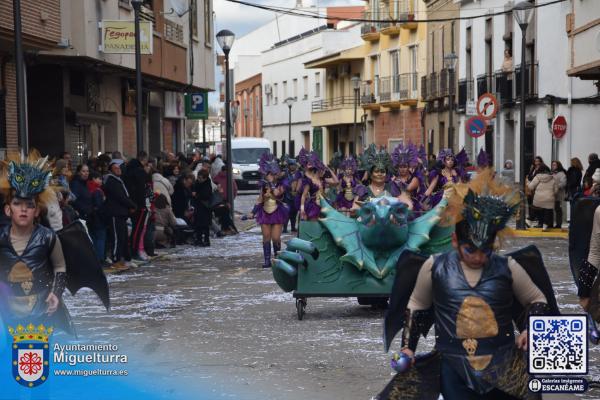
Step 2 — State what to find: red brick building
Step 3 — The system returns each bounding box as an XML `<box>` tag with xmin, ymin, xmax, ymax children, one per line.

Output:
<box><xmin>235</xmin><ymin>73</ymin><xmax>262</xmax><ymax>138</ymax></box>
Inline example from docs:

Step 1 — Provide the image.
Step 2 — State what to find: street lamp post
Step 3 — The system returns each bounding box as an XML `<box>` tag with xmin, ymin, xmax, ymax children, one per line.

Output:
<box><xmin>444</xmin><ymin>52</ymin><xmax>458</xmax><ymax>150</ymax></box>
<box><xmin>131</xmin><ymin>0</ymin><xmax>145</xmax><ymax>154</ymax></box>
<box><xmin>12</xmin><ymin>0</ymin><xmax>28</xmax><ymax>154</ymax></box>
<box><xmin>513</xmin><ymin>1</ymin><xmax>534</xmax><ymax>230</ymax></box>
<box><xmin>351</xmin><ymin>75</ymin><xmax>361</xmax><ymax>154</ymax></box>
<box><xmin>284</xmin><ymin>97</ymin><xmax>295</xmax><ymax>156</ymax></box>
<box><xmin>216</xmin><ymin>29</ymin><xmax>236</xmax><ymax>216</ymax></box>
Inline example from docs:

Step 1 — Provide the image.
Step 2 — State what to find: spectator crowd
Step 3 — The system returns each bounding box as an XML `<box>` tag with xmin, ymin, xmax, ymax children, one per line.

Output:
<box><xmin>42</xmin><ymin>150</ymin><xmax>238</xmax><ymax>270</ymax></box>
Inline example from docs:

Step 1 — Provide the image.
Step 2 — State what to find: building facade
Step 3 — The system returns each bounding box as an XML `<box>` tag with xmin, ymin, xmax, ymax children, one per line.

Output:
<box><xmin>1</xmin><ymin>0</ymin><xmax>215</xmax><ymax>163</ymax></box>
<box><xmin>0</xmin><ymin>0</ymin><xmax>62</xmax><ymax>155</ymax></box>
<box><xmin>235</xmin><ymin>73</ymin><xmax>262</xmax><ymax>138</ymax></box>
<box><xmin>358</xmin><ymin>0</ymin><xmax>428</xmax><ymax>153</ymax></box>
<box><xmin>422</xmin><ymin>0</ymin><xmax>460</xmax><ymax>156</ymax></box>
<box><xmin>457</xmin><ymin>0</ymin><xmax>599</xmax><ymax>182</ymax></box>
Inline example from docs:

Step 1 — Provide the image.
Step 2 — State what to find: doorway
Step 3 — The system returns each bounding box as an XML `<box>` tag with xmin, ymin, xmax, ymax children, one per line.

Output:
<box><xmin>149</xmin><ymin>106</ymin><xmax>162</xmax><ymax>156</ymax></box>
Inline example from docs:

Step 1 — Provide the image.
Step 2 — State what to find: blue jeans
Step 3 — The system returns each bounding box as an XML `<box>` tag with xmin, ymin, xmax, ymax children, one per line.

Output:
<box><xmin>90</xmin><ymin>227</ymin><xmax>107</xmax><ymax>263</ymax></box>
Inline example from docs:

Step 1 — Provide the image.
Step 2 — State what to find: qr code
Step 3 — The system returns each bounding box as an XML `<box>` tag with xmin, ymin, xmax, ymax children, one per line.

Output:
<box><xmin>529</xmin><ymin>316</ymin><xmax>587</xmax><ymax>374</ymax></box>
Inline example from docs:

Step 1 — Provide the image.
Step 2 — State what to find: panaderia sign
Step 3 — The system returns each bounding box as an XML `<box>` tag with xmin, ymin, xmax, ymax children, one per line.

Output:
<box><xmin>100</xmin><ymin>20</ymin><xmax>153</xmax><ymax>54</ymax></box>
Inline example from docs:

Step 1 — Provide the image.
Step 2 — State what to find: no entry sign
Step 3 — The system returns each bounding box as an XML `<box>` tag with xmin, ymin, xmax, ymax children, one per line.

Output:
<box><xmin>477</xmin><ymin>92</ymin><xmax>499</xmax><ymax>120</ymax></box>
<box><xmin>552</xmin><ymin>115</ymin><xmax>567</xmax><ymax>139</ymax></box>
<box><xmin>466</xmin><ymin>116</ymin><xmax>488</xmax><ymax>138</ymax></box>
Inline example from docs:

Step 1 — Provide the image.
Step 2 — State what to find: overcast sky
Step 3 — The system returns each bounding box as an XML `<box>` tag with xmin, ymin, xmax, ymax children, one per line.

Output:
<box><xmin>209</xmin><ymin>0</ymin><xmax>363</xmax><ymax>110</ymax></box>
<box><xmin>213</xmin><ymin>0</ymin><xmax>363</xmax><ymax>37</ymax></box>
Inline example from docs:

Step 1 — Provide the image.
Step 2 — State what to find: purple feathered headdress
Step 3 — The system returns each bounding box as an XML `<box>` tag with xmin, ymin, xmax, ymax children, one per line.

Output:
<box><xmin>392</xmin><ymin>143</ymin><xmax>419</xmax><ymax>168</ymax></box>
<box><xmin>259</xmin><ymin>153</ymin><xmax>280</xmax><ymax>176</ymax></box>
<box><xmin>339</xmin><ymin>156</ymin><xmax>358</xmax><ymax>172</ymax></box>
<box><xmin>299</xmin><ymin>149</ymin><xmax>325</xmax><ymax>172</ymax></box>
<box><xmin>437</xmin><ymin>148</ymin><xmax>455</xmax><ymax>162</ymax></box>
<box><xmin>477</xmin><ymin>148</ymin><xmax>490</xmax><ymax>168</ymax></box>
<box><xmin>455</xmin><ymin>147</ymin><xmax>469</xmax><ymax>168</ymax></box>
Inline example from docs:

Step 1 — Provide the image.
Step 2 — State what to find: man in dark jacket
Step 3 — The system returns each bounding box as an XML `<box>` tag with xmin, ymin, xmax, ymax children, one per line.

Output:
<box><xmin>585</xmin><ymin>153</ymin><xmax>600</xmax><ymax>181</ymax></box>
<box><xmin>103</xmin><ymin>160</ymin><xmax>136</xmax><ymax>267</ymax></box>
<box><xmin>124</xmin><ymin>151</ymin><xmax>149</xmax><ymax>259</ymax></box>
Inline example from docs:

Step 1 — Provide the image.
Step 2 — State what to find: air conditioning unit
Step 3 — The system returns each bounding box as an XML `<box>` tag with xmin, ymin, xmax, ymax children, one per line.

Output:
<box><xmin>264</xmin><ymin>84</ymin><xmax>272</xmax><ymax>94</ymax></box>
<box><xmin>339</xmin><ymin>63</ymin><xmax>351</xmax><ymax>77</ymax></box>
<box><xmin>327</xmin><ymin>69</ymin><xmax>338</xmax><ymax>80</ymax></box>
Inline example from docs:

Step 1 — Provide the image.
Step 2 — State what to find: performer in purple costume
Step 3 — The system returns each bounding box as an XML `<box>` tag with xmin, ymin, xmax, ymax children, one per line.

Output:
<box><xmin>424</xmin><ymin>148</ymin><xmax>470</xmax><ymax>209</ymax></box>
<box><xmin>281</xmin><ymin>157</ymin><xmax>302</xmax><ymax>233</ymax></box>
<box><xmin>390</xmin><ymin>143</ymin><xmax>423</xmax><ymax>213</ymax></box>
<box><xmin>334</xmin><ymin>156</ymin><xmax>366</xmax><ymax>216</ymax></box>
<box><xmin>253</xmin><ymin>153</ymin><xmax>289</xmax><ymax>268</ymax></box>
<box><xmin>298</xmin><ymin>149</ymin><xmax>338</xmax><ymax>221</ymax></box>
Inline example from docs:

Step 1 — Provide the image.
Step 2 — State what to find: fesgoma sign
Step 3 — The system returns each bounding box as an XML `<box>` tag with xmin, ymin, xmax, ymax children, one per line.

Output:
<box><xmin>100</xmin><ymin>21</ymin><xmax>153</xmax><ymax>54</ymax></box>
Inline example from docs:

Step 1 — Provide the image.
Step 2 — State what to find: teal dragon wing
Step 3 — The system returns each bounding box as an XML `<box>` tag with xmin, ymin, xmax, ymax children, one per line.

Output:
<box><xmin>406</xmin><ymin>198</ymin><xmax>451</xmax><ymax>253</ymax></box>
<box><xmin>318</xmin><ymin>197</ymin><xmax>380</xmax><ymax>278</ymax></box>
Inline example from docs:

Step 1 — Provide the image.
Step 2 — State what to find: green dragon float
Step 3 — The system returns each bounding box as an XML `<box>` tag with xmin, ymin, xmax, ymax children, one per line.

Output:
<box><xmin>272</xmin><ymin>195</ymin><xmax>454</xmax><ymax>319</ymax></box>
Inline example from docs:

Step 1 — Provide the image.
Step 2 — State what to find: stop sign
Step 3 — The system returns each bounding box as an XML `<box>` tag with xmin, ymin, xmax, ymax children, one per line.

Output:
<box><xmin>552</xmin><ymin>115</ymin><xmax>567</xmax><ymax>139</ymax></box>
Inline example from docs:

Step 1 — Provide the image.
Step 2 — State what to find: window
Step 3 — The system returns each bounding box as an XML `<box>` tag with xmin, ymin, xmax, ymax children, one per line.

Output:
<box><xmin>282</xmin><ymin>140</ymin><xmax>286</xmax><ymax>156</ymax></box>
<box><xmin>255</xmin><ymin>95</ymin><xmax>260</xmax><ymax>120</ymax></box>
<box><xmin>191</xmin><ymin>0</ymin><xmax>198</xmax><ymax>38</ymax></box>
<box><xmin>273</xmin><ymin>141</ymin><xmax>278</xmax><ymax>157</ymax></box>
<box><xmin>203</xmin><ymin>0</ymin><xmax>212</xmax><ymax>47</ymax></box>
<box><xmin>293</xmin><ymin>78</ymin><xmax>298</xmax><ymax>99</ymax></box>
<box><xmin>283</xmin><ymin>81</ymin><xmax>288</xmax><ymax>99</ymax></box>
<box><xmin>390</xmin><ymin>50</ymin><xmax>399</xmax><ymax>92</ymax></box>
<box><xmin>315</xmin><ymin>72</ymin><xmax>321</xmax><ymax>98</ymax></box>
<box><xmin>265</xmin><ymin>91</ymin><xmax>270</xmax><ymax>106</ymax></box>
<box><xmin>274</xmin><ymin>83</ymin><xmax>278</xmax><ymax>104</ymax></box>
<box><xmin>290</xmin><ymin>140</ymin><xmax>295</xmax><ymax>158</ymax></box>
<box><xmin>409</xmin><ymin>45</ymin><xmax>418</xmax><ymax>91</ymax></box>
<box><xmin>303</xmin><ymin>76</ymin><xmax>308</xmax><ymax>100</ymax></box>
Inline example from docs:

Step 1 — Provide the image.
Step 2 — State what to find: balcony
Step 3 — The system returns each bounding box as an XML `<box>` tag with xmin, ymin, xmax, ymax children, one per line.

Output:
<box><xmin>439</xmin><ymin>69</ymin><xmax>449</xmax><ymax>97</ymax></box>
<box><xmin>429</xmin><ymin>72</ymin><xmax>439</xmax><ymax>99</ymax></box>
<box><xmin>420</xmin><ymin>75</ymin><xmax>428</xmax><ymax>101</ymax></box>
<box><xmin>312</xmin><ymin>96</ymin><xmax>355</xmax><ymax>112</ymax></box>
<box><xmin>398</xmin><ymin>73</ymin><xmax>419</xmax><ymax>105</ymax></box>
<box><xmin>514</xmin><ymin>63</ymin><xmax>539</xmax><ymax>100</ymax></box>
<box><xmin>361</xmin><ymin>12</ymin><xmax>381</xmax><ymax>41</ymax></box>
<box><xmin>311</xmin><ymin>96</ymin><xmax>359</xmax><ymax>127</ymax></box>
<box><xmin>495</xmin><ymin>70</ymin><xmax>514</xmax><ymax>106</ymax></box>
<box><xmin>476</xmin><ymin>73</ymin><xmax>494</xmax><ymax>98</ymax></box>
<box><xmin>360</xmin><ymin>79</ymin><xmax>380</xmax><ymax>111</ymax></box>
<box><xmin>391</xmin><ymin>0</ymin><xmax>418</xmax><ymax>30</ymax></box>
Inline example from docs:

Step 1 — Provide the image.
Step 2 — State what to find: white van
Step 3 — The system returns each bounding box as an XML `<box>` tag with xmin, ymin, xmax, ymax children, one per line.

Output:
<box><xmin>230</xmin><ymin>138</ymin><xmax>271</xmax><ymax>189</ymax></box>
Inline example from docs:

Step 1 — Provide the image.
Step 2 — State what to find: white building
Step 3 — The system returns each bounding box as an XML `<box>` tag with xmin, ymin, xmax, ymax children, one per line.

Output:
<box><xmin>456</xmin><ymin>0</ymin><xmax>600</xmax><ymax>182</ymax></box>
<box><xmin>261</xmin><ymin>25</ymin><xmax>362</xmax><ymax>158</ymax></box>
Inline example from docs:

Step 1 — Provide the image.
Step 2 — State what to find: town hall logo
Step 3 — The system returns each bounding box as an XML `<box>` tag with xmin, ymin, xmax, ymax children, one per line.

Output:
<box><xmin>9</xmin><ymin>324</ymin><xmax>53</xmax><ymax>387</ymax></box>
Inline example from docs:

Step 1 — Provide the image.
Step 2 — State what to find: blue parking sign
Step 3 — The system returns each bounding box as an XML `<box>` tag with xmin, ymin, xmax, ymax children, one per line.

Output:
<box><xmin>185</xmin><ymin>92</ymin><xmax>208</xmax><ymax>119</ymax></box>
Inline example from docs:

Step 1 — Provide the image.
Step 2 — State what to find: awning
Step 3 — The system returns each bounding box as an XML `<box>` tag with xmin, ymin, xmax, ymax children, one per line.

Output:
<box><xmin>304</xmin><ymin>45</ymin><xmax>366</xmax><ymax>69</ymax></box>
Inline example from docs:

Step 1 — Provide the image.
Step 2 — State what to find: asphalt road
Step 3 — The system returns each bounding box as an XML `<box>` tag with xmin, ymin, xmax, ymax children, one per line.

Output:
<box><xmin>62</xmin><ymin>194</ymin><xmax>598</xmax><ymax>399</ymax></box>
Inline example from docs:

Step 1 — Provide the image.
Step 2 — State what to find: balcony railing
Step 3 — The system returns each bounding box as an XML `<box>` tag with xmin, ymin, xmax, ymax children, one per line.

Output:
<box><xmin>439</xmin><ymin>69</ymin><xmax>449</xmax><ymax>97</ymax></box>
<box><xmin>420</xmin><ymin>75</ymin><xmax>428</xmax><ymax>100</ymax></box>
<box><xmin>165</xmin><ymin>19</ymin><xmax>184</xmax><ymax>44</ymax></box>
<box><xmin>514</xmin><ymin>63</ymin><xmax>539</xmax><ymax>100</ymax></box>
<box><xmin>312</xmin><ymin>96</ymin><xmax>355</xmax><ymax>112</ymax></box>
<box><xmin>476</xmin><ymin>73</ymin><xmax>494</xmax><ymax>98</ymax></box>
<box><xmin>379</xmin><ymin>76</ymin><xmax>393</xmax><ymax>102</ymax></box>
<box><xmin>361</xmin><ymin>12</ymin><xmax>381</xmax><ymax>37</ymax></box>
<box><xmin>495</xmin><ymin>70</ymin><xmax>514</xmax><ymax>105</ymax></box>
<box><xmin>429</xmin><ymin>72</ymin><xmax>439</xmax><ymax>99</ymax></box>
<box><xmin>399</xmin><ymin>73</ymin><xmax>418</xmax><ymax>101</ymax></box>
<box><xmin>361</xmin><ymin>79</ymin><xmax>379</xmax><ymax>105</ymax></box>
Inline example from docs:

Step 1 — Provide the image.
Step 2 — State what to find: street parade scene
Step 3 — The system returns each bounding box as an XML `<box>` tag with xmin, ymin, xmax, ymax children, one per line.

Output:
<box><xmin>1</xmin><ymin>0</ymin><xmax>600</xmax><ymax>399</ymax></box>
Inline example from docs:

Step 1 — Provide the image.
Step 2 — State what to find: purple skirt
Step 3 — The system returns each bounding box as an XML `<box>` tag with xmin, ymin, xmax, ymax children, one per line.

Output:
<box><xmin>303</xmin><ymin>198</ymin><xmax>321</xmax><ymax>220</ymax></box>
<box><xmin>335</xmin><ymin>194</ymin><xmax>354</xmax><ymax>210</ymax></box>
<box><xmin>256</xmin><ymin>203</ymin><xmax>289</xmax><ymax>225</ymax></box>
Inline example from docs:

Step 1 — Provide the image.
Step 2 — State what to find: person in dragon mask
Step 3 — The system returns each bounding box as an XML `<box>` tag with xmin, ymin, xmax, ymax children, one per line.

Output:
<box><xmin>379</xmin><ymin>168</ymin><xmax>559</xmax><ymax>400</ymax></box>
